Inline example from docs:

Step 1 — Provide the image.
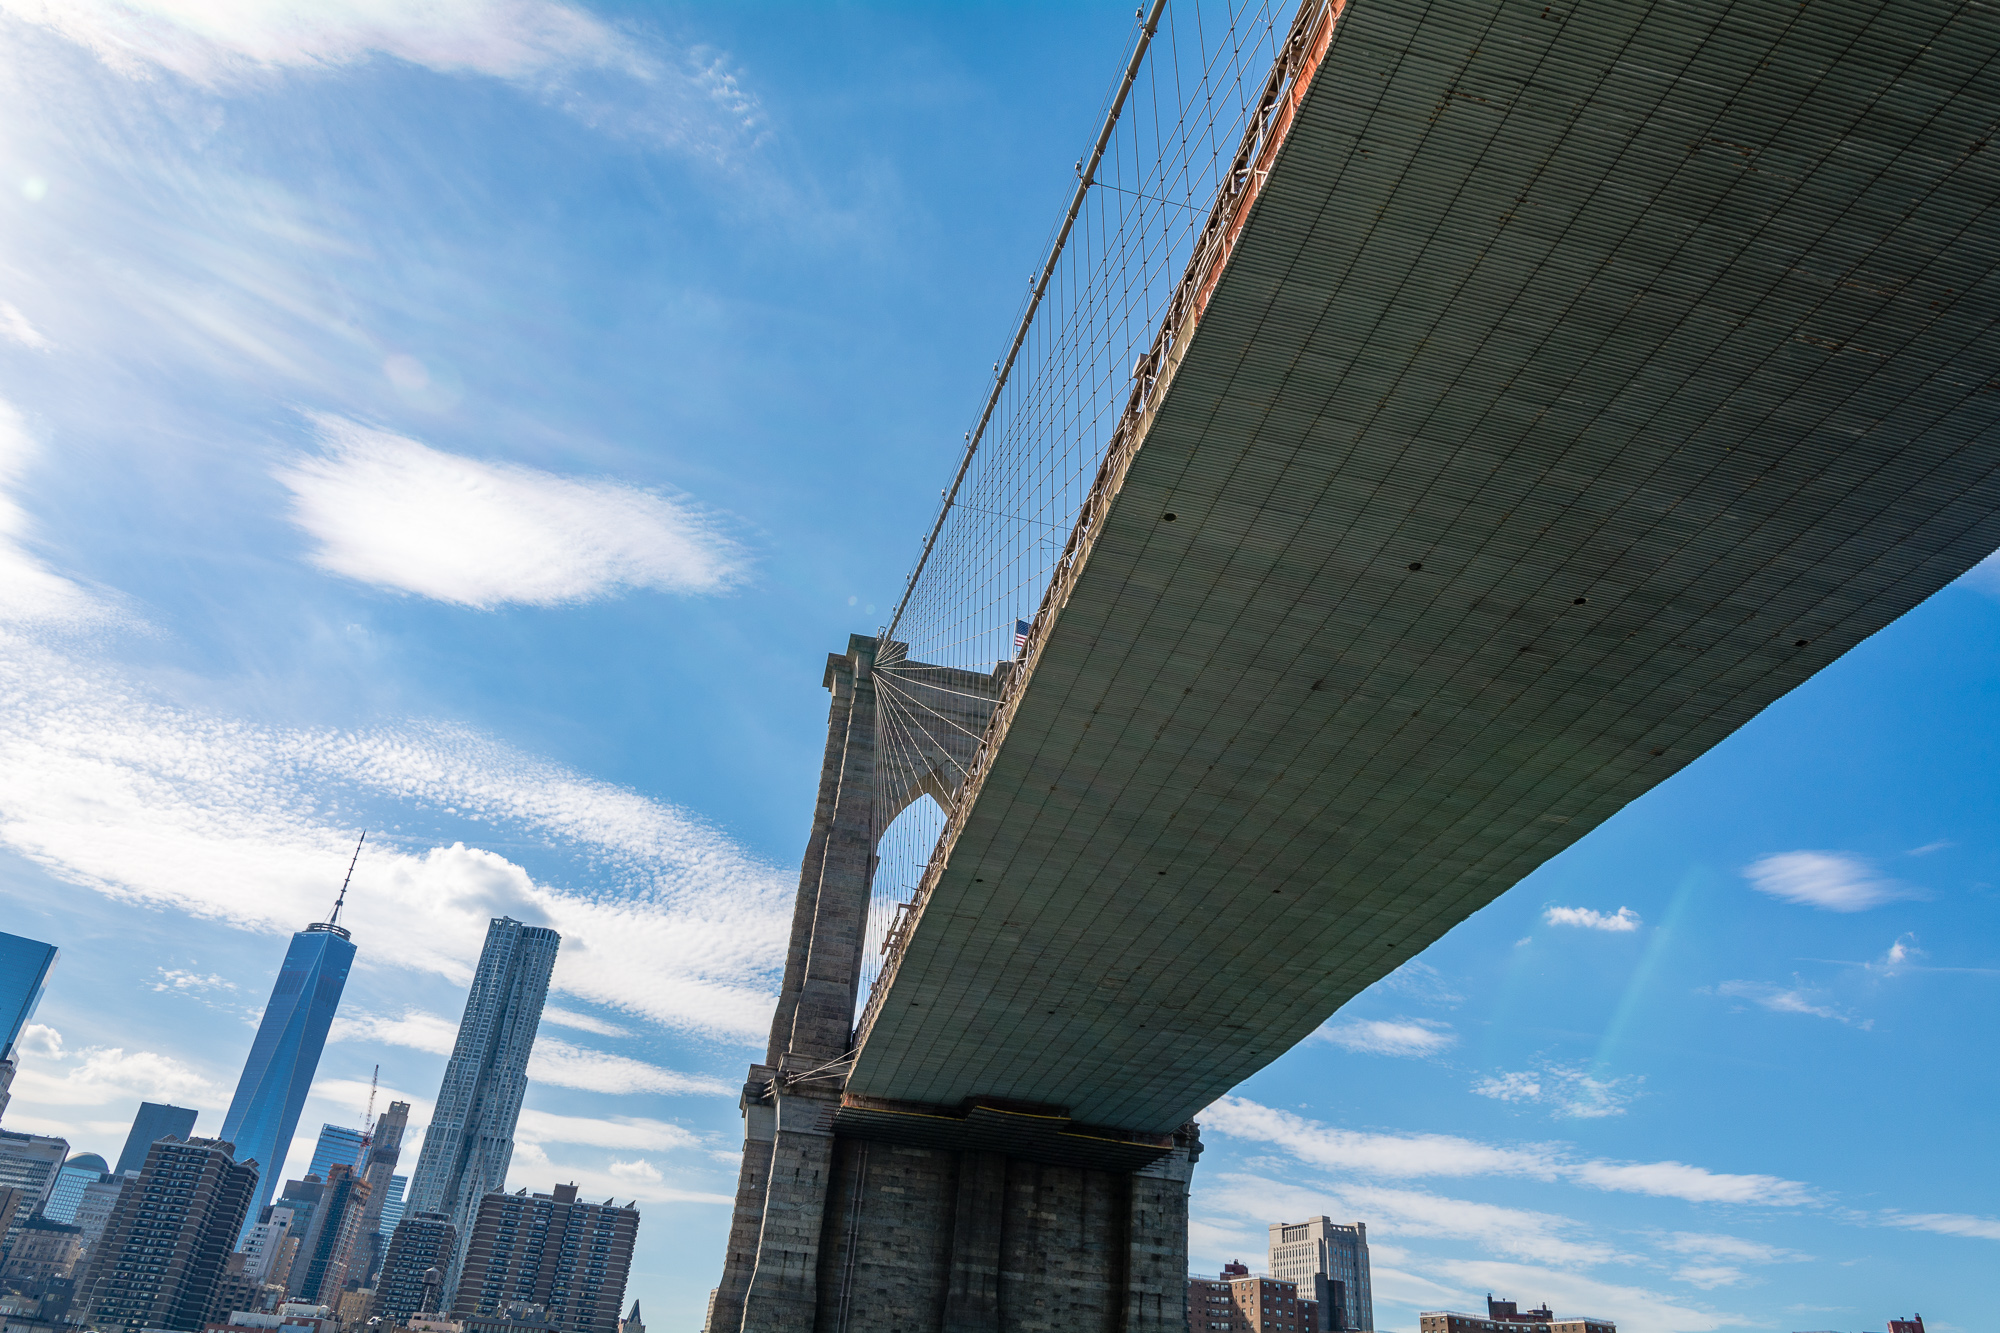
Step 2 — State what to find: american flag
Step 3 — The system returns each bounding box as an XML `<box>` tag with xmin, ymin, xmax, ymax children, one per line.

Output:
<box><xmin>1014</xmin><ymin>619</ymin><xmax>1032</xmax><ymax>655</ymax></box>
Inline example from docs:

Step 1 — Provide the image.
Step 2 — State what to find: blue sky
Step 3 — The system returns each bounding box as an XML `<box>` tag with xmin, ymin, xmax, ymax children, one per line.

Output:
<box><xmin>0</xmin><ymin>4</ymin><xmax>1992</xmax><ymax>1333</ymax></box>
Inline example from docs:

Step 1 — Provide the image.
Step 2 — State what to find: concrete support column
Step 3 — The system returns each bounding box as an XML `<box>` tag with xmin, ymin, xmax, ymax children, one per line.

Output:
<box><xmin>1120</xmin><ymin>1126</ymin><xmax>1201</xmax><ymax>1333</ymax></box>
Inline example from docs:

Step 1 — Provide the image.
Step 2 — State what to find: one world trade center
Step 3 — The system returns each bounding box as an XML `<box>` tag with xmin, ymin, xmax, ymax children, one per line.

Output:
<box><xmin>220</xmin><ymin>856</ymin><xmax>360</xmax><ymax>1233</ymax></box>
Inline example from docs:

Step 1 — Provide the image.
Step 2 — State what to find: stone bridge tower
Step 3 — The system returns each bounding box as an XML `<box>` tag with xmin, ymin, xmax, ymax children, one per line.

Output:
<box><xmin>704</xmin><ymin>636</ymin><xmax>1201</xmax><ymax>1333</ymax></box>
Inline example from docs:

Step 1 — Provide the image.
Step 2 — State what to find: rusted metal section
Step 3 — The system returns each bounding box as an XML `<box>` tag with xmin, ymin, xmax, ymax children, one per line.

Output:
<box><xmin>854</xmin><ymin>0</ymin><xmax>1345</xmax><ymax>1051</ymax></box>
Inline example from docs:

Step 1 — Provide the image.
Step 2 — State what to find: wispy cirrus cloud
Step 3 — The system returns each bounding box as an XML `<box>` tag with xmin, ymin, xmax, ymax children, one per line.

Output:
<box><xmin>1543</xmin><ymin>905</ymin><xmax>1641</xmax><ymax>932</ymax></box>
<box><xmin>276</xmin><ymin>417</ymin><xmax>745</xmax><ymax>609</ymax></box>
<box><xmin>527</xmin><ymin>1038</ymin><xmax>731</xmax><ymax>1098</ymax></box>
<box><xmin>1743</xmin><ymin>851</ymin><xmax>1908</xmax><ymax>912</ymax></box>
<box><xmin>1204</xmin><ymin>1097</ymin><xmax>1813</xmax><ymax>1206</ymax></box>
<box><xmin>514</xmin><ymin>1109</ymin><xmax>702</xmax><ymax>1153</ymax></box>
<box><xmin>1710</xmin><ymin>980</ymin><xmax>1864</xmax><ymax>1027</ymax></box>
<box><xmin>1316</xmin><ymin>1017</ymin><xmax>1455</xmax><ymax>1058</ymax></box>
<box><xmin>0</xmin><ymin>300</ymin><xmax>49</xmax><ymax>350</ymax></box>
<box><xmin>1881</xmin><ymin>1211</ymin><xmax>2000</xmax><ymax>1241</ymax></box>
<box><xmin>541</xmin><ymin>1006</ymin><xmax>632</xmax><ymax>1038</ymax></box>
<box><xmin>330</xmin><ymin>1009</ymin><xmax>732</xmax><ymax>1096</ymax></box>
<box><xmin>0</xmin><ymin>0</ymin><xmax>767</xmax><ymax>159</ymax></box>
<box><xmin>0</xmin><ymin>400</ymin><xmax>123</xmax><ymax>629</ymax></box>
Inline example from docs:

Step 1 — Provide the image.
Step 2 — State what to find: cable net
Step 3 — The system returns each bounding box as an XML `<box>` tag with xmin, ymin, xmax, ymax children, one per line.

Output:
<box><xmin>859</xmin><ymin>0</ymin><xmax>1332</xmax><ymax>1022</ymax></box>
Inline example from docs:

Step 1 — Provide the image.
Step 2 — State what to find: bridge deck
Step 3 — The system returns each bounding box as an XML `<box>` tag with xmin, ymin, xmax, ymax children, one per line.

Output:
<box><xmin>849</xmin><ymin>0</ymin><xmax>2000</xmax><ymax>1134</ymax></box>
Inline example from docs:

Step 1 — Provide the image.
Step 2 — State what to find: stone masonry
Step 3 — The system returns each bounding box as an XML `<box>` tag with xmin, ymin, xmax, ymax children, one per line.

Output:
<box><xmin>705</xmin><ymin>638</ymin><xmax>1201</xmax><ymax>1333</ymax></box>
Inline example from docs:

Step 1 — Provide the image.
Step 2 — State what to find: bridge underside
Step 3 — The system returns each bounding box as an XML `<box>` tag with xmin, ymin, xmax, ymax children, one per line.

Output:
<box><xmin>847</xmin><ymin>0</ymin><xmax>2000</xmax><ymax>1136</ymax></box>
<box><xmin>711</xmin><ymin>0</ymin><xmax>2000</xmax><ymax>1327</ymax></box>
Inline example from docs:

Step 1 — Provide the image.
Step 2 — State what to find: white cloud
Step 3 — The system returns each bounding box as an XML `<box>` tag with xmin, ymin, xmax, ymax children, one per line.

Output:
<box><xmin>0</xmin><ymin>632</ymin><xmax>792</xmax><ymax>1042</ymax></box>
<box><xmin>330</xmin><ymin>1011</ymin><xmax>732</xmax><ymax>1096</ymax></box>
<box><xmin>0</xmin><ymin>301</ymin><xmax>49</xmax><ymax>349</ymax></box>
<box><xmin>1660</xmin><ymin>1232</ymin><xmax>1804</xmax><ymax>1264</ymax></box>
<box><xmin>1882</xmin><ymin>1211</ymin><xmax>2000</xmax><ymax>1241</ymax></box>
<box><xmin>11</xmin><ymin>1032</ymin><xmax>221</xmax><ymax>1108</ymax></box>
<box><xmin>1671</xmin><ymin>1264</ymin><xmax>1746</xmax><ymax>1289</ymax></box>
<box><xmin>1203</xmin><ymin>1097</ymin><xmax>1559</xmax><ymax>1181</ymax></box>
<box><xmin>540</xmin><ymin>1006</ymin><xmax>631</xmax><ymax>1038</ymax></box>
<box><xmin>17</xmin><ymin>1023</ymin><xmax>63</xmax><ymax>1058</ymax></box>
<box><xmin>1472</xmin><ymin>1064</ymin><xmax>1640</xmax><ymax>1119</ymax></box>
<box><xmin>1472</xmin><ymin>1071</ymin><xmax>1541</xmax><ymax>1103</ymax></box>
<box><xmin>1</xmin><ymin>0</ymin><xmax>768</xmax><ymax>160</ymax></box>
<box><xmin>1424</xmin><ymin>1259</ymin><xmax>1736</xmax><ymax>1333</ymax></box>
<box><xmin>1200</xmin><ymin>1173</ymin><xmax>1614</xmax><ymax>1269</ymax></box>
<box><xmin>331</xmin><ymin>1008</ymin><xmax>459</xmax><ymax>1054</ymax></box>
<box><xmin>1371</xmin><ymin>958</ymin><xmax>1464</xmax><ymax>1006</ymax></box>
<box><xmin>152</xmin><ymin>968</ymin><xmax>236</xmax><ymax>993</ymax></box>
<box><xmin>0</xmin><ymin>0</ymin><xmax>628</xmax><ymax>84</ymax></box>
<box><xmin>1569</xmin><ymin>1159</ymin><xmax>1813</xmax><ymax>1206</ymax></box>
<box><xmin>1316</xmin><ymin>1018</ymin><xmax>1455</xmax><ymax>1058</ymax></box>
<box><xmin>1711</xmin><ymin>980</ymin><xmax>1862</xmax><ymax>1027</ymax></box>
<box><xmin>527</xmin><ymin>1038</ymin><xmax>731</xmax><ymax>1097</ymax></box>
<box><xmin>1543</xmin><ymin>905</ymin><xmax>1641</xmax><ymax>932</ymax></box>
<box><xmin>276</xmin><ymin>417</ymin><xmax>745</xmax><ymax>609</ymax></box>
<box><xmin>1205</xmin><ymin>1097</ymin><xmax>1813</xmax><ymax>1206</ymax></box>
<box><xmin>515</xmin><ymin>1109</ymin><xmax>702</xmax><ymax>1153</ymax></box>
<box><xmin>505</xmin><ymin>1139</ymin><xmax>730</xmax><ymax>1206</ymax></box>
<box><xmin>1744</xmin><ymin>851</ymin><xmax>1906</xmax><ymax>911</ymax></box>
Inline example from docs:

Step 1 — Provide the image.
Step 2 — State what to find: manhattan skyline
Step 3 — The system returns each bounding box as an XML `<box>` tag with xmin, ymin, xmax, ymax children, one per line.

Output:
<box><xmin>0</xmin><ymin>5</ymin><xmax>1992</xmax><ymax>1333</ymax></box>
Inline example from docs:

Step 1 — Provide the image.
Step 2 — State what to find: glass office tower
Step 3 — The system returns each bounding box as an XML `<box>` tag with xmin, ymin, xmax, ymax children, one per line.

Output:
<box><xmin>406</xmin><ymin>917</ymin><xmax>560</xmax><ymax>1297</ymax></box>
<box><xmin>220</xmin><ymin>918</ymin><xmax>355</xmax><ymax>1233</ymax></box>
<box><xmin>0</xmin><ymin>930</ymin><xmax>59</xmax><ymax>1123</ymax></box>
<box><xmin>114</xmin><ymin>1103</ymin><xmax>198</xmax><ymax>1178</ymax></box>
<box><xmin>0</xmin><ymin>931</ymin><xmax>59</xmax><ymax>1057</ymax></box>
<box><xmin>308</xmin><ymin>1123</ymin><xmax>367</xmax><ymax>1180</ymax></box>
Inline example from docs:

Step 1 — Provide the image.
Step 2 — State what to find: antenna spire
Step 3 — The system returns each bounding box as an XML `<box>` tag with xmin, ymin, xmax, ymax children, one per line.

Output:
<box><xmin>329</xmin><ymin>830</ymin><xmax>365</xmax><ymax>927</ymax></box>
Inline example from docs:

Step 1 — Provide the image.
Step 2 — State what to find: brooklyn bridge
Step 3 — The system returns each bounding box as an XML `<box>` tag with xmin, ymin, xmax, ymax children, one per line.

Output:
<box><xmin>708</xmin><ymin>0</ymin><xmax>2000</xmax><ymax>1328</ymax></box>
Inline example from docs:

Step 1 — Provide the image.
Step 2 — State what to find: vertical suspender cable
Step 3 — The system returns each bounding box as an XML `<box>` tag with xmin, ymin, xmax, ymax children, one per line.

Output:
<box><xmin>882</xmin><ymin>0</ymin><xmax>1173</xmax><ymax>645</ymax></box>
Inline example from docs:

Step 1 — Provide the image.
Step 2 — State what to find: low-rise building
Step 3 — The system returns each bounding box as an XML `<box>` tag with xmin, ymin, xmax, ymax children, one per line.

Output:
<box><xmin>1419</xmin><ymin>1296</ymin><xmax>1615</xmax><ymax>1333</ymax></box>
<box><xmin>201</xmin><ymin>1299</ymin><xmax>336</xmax><ymax>1333</ymax></box>
<box><xmin>1187</xmin><ymin>1262</ymin><xmax>1318</xmax><ymax>1333</ymax></box>
<box><xmin>0</xmin><ymin>1218</ymin><xmax>81</xmax><ymax>1280</ymax></box>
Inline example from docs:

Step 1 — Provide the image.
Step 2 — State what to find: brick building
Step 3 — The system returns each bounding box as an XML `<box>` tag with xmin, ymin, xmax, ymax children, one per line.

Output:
<box><xmin>373</xmin><ymin>1212</ymin><xmax>458</xmax><ymax>1327</ymax></box>
<box><xmin>1419</xmin><ymin>1296</ymin><xmax>1615</xmax><ymax>1333</ymax></box>
<box><xmin>1188</xmin><ymin>1262</ymin><xmax>1319</xmax><ymax>1333</ymax></box>
<box><xmin>72</xmin><ymin>1135</ymin><xmax>259</xmax><ymax>1333</ymax></box>
<box><xmin>450</xmin><ymin>1186</ymin><xmax>637</xmax><ymax>1333</ymax></box>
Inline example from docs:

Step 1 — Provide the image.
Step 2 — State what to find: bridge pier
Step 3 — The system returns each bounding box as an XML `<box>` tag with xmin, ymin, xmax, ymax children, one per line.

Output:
<box><xmin>705</xmin><ymin>638</ymin><xmax>1200</xmax><ymax>1333</ymax></box>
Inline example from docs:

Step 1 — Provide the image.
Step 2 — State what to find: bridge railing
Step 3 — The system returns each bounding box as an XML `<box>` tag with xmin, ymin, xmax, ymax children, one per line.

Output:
<box><xmin>858</xmin><ymin>0</ymin><xmax>1345</xmax><ymax>1046</ymax></box>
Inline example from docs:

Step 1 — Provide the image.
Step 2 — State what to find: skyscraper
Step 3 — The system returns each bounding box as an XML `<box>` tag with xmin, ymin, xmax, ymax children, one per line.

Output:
<box><xmin>289</xmin><ymin>1161</ymin><xmax>371</xmax><ymax>1305</ymax></box>
<box><xmin>357</xmin><ymin>1101</ymin><xmax>412</xmax><ymax>1282</ymax></box>
<box><xmin>406</xmin><ymin>918</ymin><xmax>560</xmax><ymax>1295</ymax></box>
<box><xmin>451</xmin><ymin>1184</ymin><xmax>638</xmax><ymax>1333</ymax></box>
<box><xmin>0</xmin><ymin>930</ymin><xmax>59</xmax><ymax>1123</ymax></box>
<box><xmin>115</xmin><ymin>1102</ymin><xmax>199</xmax><ymax>1178</ymax></box>
<box><xmin>219</xmin><ymin>902</ymin><xmax>356</xmax><ymax>1229</ymax></box>
<box><xmin>1268</xmin><ymin>1218</ymin><xmax>1373</xmax><ymax>1332</ymax></box>
<box><xmin>74</xmin><ymin>1135</ymin><xmax>259</xmax><ymax>1333</ymax></box>
<box><xmin>308</xmin><ymin>1124</ymin><xmax>367</xmax><ymax>1180</ymax></box>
